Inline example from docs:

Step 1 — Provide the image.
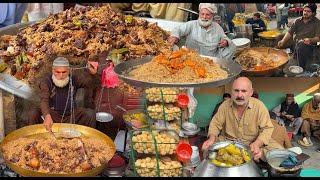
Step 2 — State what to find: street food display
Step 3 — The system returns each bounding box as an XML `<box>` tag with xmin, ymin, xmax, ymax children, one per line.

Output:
<box><xmin>145</xmin><ymin>87</ymin><xmax>179</xmax><ymax>103</ymax></box>
<box><xmin>134</xmin><ymin>157</ymin><xmax>182</xmax><ymax>177</ymax></box>
<box><xmin>128</xmin><ymin>48</ymin><xmax>229</xmax><ymax>84</ymax></box>
<box><xmin>232</xmin><ymin>12</ymin><xmax>269</xmax><ymax>27</ymax></box>
<box><xmin>129</xmin><ymin>86</ymin><xmax>184</xmax><ymax>177</ymax></box>
<box><xmin>210</xmin><ymin>144</ymin><xmax>251</xmax><ymax>167</ymax></box>
<box><xmin>131</xmin><ymin>130</ymin><xmax>178</xmax><ymax>155</ymax></box>
<box><xmin>1</xmin><ymin>137</ymin><xmax>114</xmax><ymax>174</ymax></box>
<box><xmin>235</xmin><ymin>47</ymin><xmax>289</xmax><ymax>72</ymax></box>
<box><xmin>147</xmin><ymin>104</ymin><xmax>181</xmax><ymax>121</ymax></box>
<box><xmin>0</xmin><ymin>5</ymin><xmax>171</xmax><ymax>85</ymax></box>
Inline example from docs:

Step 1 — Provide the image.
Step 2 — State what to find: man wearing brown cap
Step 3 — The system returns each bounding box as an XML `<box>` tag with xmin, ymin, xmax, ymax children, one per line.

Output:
<box><xmin>278</xmin><ymin>3</ymin><xmax>320</xmax><ymax>72</ymax></box>
<box><xmin>22</xmin><ymin>57</ymin><xmax>98</xmax><ymax>132</ymax></box>
<box><xmin>168</xmin><ymin>3</ymin><xmax>236</xmax><ymax>61</ymax></box>
<box><xmin>271</xmin><ymin>94</ymin><xmax>303</xmax><ymax>136</ymax></box>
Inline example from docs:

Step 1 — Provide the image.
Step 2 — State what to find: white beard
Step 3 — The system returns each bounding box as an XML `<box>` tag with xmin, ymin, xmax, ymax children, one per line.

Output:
<box><xmin>198</xmin><ymin>18</ymin><xmax>213</xmax><ymax>28</ymax></box>
<box><xmin>52</xmin><ymin>75</ymin><xmax>70</xmax><ymax>88</ymax></box>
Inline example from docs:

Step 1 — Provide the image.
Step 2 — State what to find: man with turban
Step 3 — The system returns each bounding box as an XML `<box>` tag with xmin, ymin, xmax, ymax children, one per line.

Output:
<box><xmin>168</xmin><ymin>3</ymin><xmax>236</xmax><ymax>61</ymax></box>
<box><xmin>278</xmin><ymin>3</ymin><xmax>320</xmax><ymax>72</ymax></box>
<box><xmin>271</xmin><ymin>94</ymin><xmax>303</xmax><ymax>136</ymax></box>
<box><xmin>23</xmin><ymin>57</ymin><xmax>98</xmax><ymax>132</ymax></box>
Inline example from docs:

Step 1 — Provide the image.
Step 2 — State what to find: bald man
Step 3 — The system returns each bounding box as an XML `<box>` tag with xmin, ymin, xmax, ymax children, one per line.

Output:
<box><xmin>202</xmin><ymin>77</ymin><xmax>284</xmax><ymax>162</ymax></box>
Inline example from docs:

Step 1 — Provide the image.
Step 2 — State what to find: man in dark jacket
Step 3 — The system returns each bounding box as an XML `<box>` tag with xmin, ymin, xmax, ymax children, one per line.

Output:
<box><xmin>245</xmin><ymin>12</ymin><xmax>267</xmax><ymax>39</ymax></box>
<box><xmin>271</xmin><ymin>94</ymin><xmax>303</xmax><ymax>135</ymax></box>
<box><xmin>278</xmin><ymin>3</ymin><xmax>320</xmax><ymax>71</ymax></box>
<box><xmin>22</xmin><ymin>57</ymin><xmax>98</xmax><ymax>132</ymax></box>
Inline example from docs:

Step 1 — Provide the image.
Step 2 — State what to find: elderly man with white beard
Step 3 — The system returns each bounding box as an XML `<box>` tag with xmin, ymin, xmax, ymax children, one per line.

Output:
<box><xmin>168</xmin><ymin>3</ymin><xmax>236</xmax><ymax>61</ymax></box>
<box><xmin>22</xmin><ymin>57</ymin><xmax>98</xmax><ymax>132</ymax></box>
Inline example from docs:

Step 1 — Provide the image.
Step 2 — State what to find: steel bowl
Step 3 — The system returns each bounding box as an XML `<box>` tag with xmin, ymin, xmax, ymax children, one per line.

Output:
<box><xmin>182</xmin><ymin>122</ymin><xmax>198</xmax><ymax>131</ymax></box>
<box><xmin>181</xmin><ymin>122</ymin><xmax>200</xmax><ymax>136</ymax></box>
<box><xmin>96</xmin><ymin>112</ymin><xmax>114</xmax><ymax>122</ymax></box>
<box><xmin>288</xmin><ymin>66</ymin><xmax>303</xmax><ymax>75</ymax></box>
<box><xmin>193</xmin><ymin>141</ymin><xmax>262</xmax><ymax>177</ymax></box>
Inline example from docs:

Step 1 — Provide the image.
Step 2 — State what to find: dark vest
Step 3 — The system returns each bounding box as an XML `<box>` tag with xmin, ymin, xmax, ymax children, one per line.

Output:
<box><xmin>280</xmin><ymin>101</ymin><xmax>300</xmax><ymax>118</ymax></box>
<box><xmin>46</xmin><ymin>75</ymin><xmax>77</xmax><ymax>116</ymax></box>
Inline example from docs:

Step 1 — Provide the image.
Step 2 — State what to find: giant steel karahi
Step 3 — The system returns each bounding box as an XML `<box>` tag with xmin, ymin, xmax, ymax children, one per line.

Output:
<box><xmin>128</xmin><ymin>48</ymin><xmax>228</xmax><ymax>84</ymax></box>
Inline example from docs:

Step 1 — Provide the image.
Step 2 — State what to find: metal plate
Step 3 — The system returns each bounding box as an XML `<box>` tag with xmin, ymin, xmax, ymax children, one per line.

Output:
<box><xmin>0</xmin><ymin>73</ymin><xmax>35</xmax><ymax>100</ymax></box>
<box><xmin>232</xmin><ymin>38</ymin><xmax>251</xmax><ymax>48</ymax></box>
<box><xmin>114</xmin><ymin>55</ymin><xmax>242</xmax><ymax>88</ymax></box>
<box><xmin>96</xmin><ymin>112</ymin><xmax>114</xmax><ymax>122</ymax></box>
<box><xmin>0</xmin><ymin>123</ymin><xmax>116</xmax><ymax>177</ymax></box>
<box><xmin>141</xmin><ymin>17</ymin><xmax>184</xmax><ymax>33</ymax></box>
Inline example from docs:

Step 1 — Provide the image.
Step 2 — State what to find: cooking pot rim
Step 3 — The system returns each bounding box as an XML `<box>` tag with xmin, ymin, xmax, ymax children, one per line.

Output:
<box><xmin>266</xmin><ymin>149</ymin><xmax>302</xmax><ymax>172</ymax></box>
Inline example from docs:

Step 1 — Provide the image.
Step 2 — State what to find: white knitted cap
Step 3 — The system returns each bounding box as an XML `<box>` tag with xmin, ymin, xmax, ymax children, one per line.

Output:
<box><xmin>53</xmin><ymin>57</ymin><xmax>70</xmax><ymax>67</ymax></box>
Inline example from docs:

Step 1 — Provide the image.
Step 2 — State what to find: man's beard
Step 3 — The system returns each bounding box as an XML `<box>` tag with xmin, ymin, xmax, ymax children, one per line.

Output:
<box><xmin>198</xmin><ymin>18</ymin><xmax>213</xmax><ymax>28</ymax></box>
<box><xmin>52</xmin><ymin>75</ymin><xmax>70</xmax><ymax>88</ymax></box>
<box><xmin>303</xmin><ymin>13</ymin><xmax>313</xmax><ymax>20</ymax></box>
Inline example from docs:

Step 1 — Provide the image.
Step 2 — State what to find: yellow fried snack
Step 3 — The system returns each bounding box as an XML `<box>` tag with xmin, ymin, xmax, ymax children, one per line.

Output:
<box><xmin>211</xmin><ymin>144</ymin><xmax>251</xmax><ymax>167</ymax></box>
<box><xmin>224</xmin><ymin>144</ymin><xmax>241</xmax><ymax>156</ymax></box>
<box><xmin>241</xmin><ymin>149</ymin><xmax>250</xmax><ymax>162</ymax></box>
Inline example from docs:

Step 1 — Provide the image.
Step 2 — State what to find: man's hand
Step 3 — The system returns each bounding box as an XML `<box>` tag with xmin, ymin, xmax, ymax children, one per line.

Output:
<box><xmin>202</xmin><ymin>136</ymin><xmax>216</xmax><ymax>151</ymax></box>
<box><xmin>168</xmin><ymin>36</ymin><xmax>179</xmax><ymax>46</ymax></box>
<box><xmin>87</xmin><ymin>61</ymin><xmax>98</xmax><ymax>75</ymax></box>
<box><xmin>250</xmin><ymin>140</ymin><xmax>264</xmax><ymax>161</ymax></box>
<box><xmin>43</xmin><ymin>114</ymin><xmax>53</xmax><ymax>132</ymax></box>
<box><xmin>219</xmin><ymin>39</ymin><xmax>228</xmax><ymax>48</ymax></box>
<box><xmin>280</xmin><ymin>111</ymin><xmax>287</xmax><ymax>116</ymax></box>
<box><xmin>277</xmin><ymin>40</ymin><xmax>285</xmax><ymax>48</ymax></box>
<box><xmin>285</xmin><ymin>114</ymin><xmax>294</xmax><ymax>120</ymax></box>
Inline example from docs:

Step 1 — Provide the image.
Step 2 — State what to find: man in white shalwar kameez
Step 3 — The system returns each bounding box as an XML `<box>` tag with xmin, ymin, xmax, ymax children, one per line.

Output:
<box><xmin>168</xmin><ymin>3</ymin><xmax>236</xmax><ymax>61</ymax></box>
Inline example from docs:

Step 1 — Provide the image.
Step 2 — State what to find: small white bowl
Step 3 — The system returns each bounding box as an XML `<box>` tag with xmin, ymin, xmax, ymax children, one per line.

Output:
<box><xmin>289</xmin><ymin>66</ymin><xmax>303</xmax><ymax>74</ymax></box>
